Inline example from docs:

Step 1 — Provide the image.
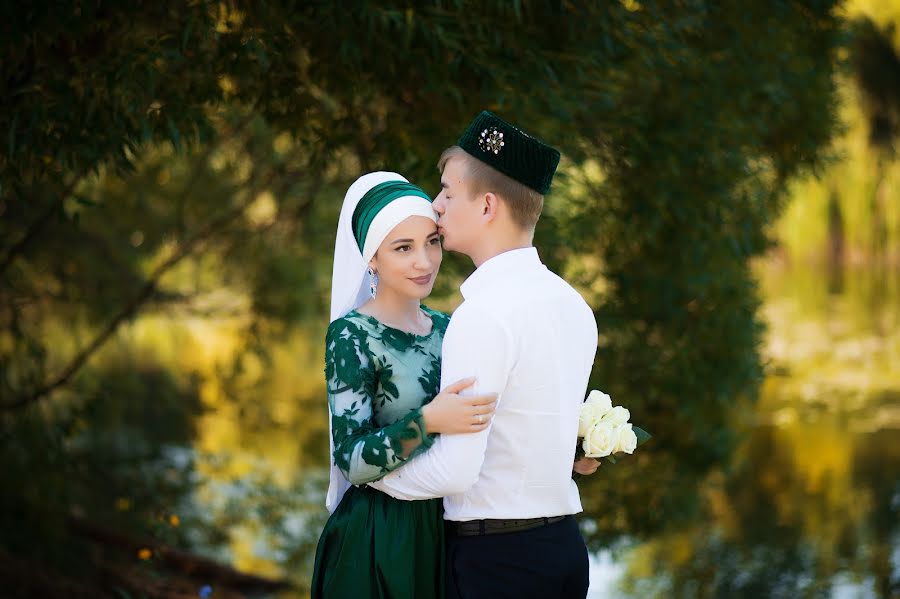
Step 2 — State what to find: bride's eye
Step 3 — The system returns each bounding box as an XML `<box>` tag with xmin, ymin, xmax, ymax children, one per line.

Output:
<box><xmin>396</xmin><ymin>245</ymin><xmax>411</xmax><ymax>252</ymax></box>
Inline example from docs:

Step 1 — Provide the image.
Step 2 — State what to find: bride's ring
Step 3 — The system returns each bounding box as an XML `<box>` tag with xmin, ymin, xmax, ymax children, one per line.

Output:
<box><xmin>475</xmin><ymin>414</ymin><xmax>483</xmax><ymax>425</ymax></box>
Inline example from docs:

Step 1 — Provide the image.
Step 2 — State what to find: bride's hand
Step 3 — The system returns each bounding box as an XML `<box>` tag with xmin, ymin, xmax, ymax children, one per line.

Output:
<box><xmin>421</xmin><ymin>377</ymin><xmax>497</xmax><ymax>434</ymax></box>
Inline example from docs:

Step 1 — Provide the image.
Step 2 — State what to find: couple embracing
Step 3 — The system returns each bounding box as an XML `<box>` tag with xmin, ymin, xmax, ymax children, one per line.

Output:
<box><xmin>312</xmin><ymin>111</ymin><xmax>601</xmax><ymax>599</ymax></box>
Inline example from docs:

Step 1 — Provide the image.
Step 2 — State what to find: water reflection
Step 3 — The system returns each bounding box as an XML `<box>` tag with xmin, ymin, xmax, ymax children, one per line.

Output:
<box><xmin>601</xmin><ymin>266</ymin><xmax>900</xmax><ymax>598</ymax></box>
<box><xmin>182</xmin><ymin>265</ymin><xmax>900</xmax><ymax>598</ymax></box>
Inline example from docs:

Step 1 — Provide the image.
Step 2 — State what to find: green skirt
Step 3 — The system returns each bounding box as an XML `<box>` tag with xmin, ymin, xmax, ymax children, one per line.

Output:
<box><xmin>311</xmin><ymin>484</ymin><xmax>445</xmax><ymax>599</ymax></box>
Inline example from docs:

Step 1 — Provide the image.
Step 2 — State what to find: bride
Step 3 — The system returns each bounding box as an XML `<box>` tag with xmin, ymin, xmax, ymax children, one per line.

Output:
<box><xmin>311</xmin><ymin>171</ymin><xmax>497</xmax><ymax>598</ymax></box>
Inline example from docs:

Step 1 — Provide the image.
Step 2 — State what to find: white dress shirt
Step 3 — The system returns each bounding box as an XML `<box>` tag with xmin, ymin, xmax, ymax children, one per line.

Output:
<box><xmin>368</xmin><ymin>247</ymin><xmax>598</xmax><ymax>521</ymax></box>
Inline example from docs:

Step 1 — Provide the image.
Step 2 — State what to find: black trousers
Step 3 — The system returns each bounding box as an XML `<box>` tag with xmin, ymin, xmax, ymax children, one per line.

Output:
<box><xmin>445</xmin><ymin>515</ymin><xmax>589</xmax><ymax>599</ymax></box>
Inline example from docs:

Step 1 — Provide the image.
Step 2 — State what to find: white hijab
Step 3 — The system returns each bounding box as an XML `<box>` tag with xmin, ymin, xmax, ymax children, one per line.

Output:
<box><xmin>326</xmin><ymin>171</ymin><xmax>438</xmax><ymax>513</ymax></box>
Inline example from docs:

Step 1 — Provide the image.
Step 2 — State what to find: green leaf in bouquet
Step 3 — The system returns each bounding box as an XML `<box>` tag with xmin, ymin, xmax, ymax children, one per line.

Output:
<box><xmin>597</xmin><ymin>426</ymin><xmax>651</xmax><ymax>465</ymax></box>
<box><xmin>634</xmin><ymin>426</ymin><xmax>652</xmax><ymax>445</ymax></box>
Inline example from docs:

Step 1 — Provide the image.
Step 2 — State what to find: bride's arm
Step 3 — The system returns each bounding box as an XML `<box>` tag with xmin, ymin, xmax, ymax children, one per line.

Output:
<box><xmin>327</xmin><ymin>320</ymin><xmax>435</xmax><ymax>485</ymax></box>
<box><xmin>327</xmin><ymin>320</ymin><xmax>496</xmax><ymax>486</ymax></box>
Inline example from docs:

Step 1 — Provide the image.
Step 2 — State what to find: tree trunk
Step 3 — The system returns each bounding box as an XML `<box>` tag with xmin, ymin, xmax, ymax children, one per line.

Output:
<box><xmin>826</xmin><ymin>185</ymin><xmax>845</xmax><ymax>293</ymax></box>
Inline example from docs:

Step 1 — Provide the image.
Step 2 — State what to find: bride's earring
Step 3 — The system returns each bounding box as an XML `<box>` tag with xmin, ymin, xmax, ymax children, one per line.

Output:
<box><xmin>367</xmin><ymin>267</ymin><xmax>378</xmax><ymax>298</ymax></box>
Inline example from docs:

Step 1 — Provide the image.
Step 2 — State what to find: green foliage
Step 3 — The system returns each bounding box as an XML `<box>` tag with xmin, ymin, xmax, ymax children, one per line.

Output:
<box><xmin>853</xmin><ymin>16</ymin><xmax>900</xmax><ymax>152</ymax></box>
<box><xmin>1</xmin><ymin>2</ymin><xmax>221</xmax><ymax>186</ymax></box>
<box><xmin>0</xmin><ymin>360</ymin><xmax>204</xmax><ymax>578</ymax></box>
<box><xmin>563</xmin><ymin>1</ymin><xmax>843</xmax><ymax>536</ymax></box>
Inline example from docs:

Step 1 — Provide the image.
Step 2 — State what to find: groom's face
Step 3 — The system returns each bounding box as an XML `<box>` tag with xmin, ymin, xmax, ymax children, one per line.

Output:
<box><xmin>433</xmin><ymin>155</ymin><xmax>483</xmax><ymax>255</ymax></box>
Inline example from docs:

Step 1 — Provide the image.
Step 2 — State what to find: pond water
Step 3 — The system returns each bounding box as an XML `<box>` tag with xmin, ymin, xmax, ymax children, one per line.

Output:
<box><xmin>175</xmin><ymin>265</ymin><xmax>900</xmax><ymax>598</ymax></box>
<box><xmin>584</xmin><ymin>265</ymin><xmax>900</xmax><ymax>598</ymax></box>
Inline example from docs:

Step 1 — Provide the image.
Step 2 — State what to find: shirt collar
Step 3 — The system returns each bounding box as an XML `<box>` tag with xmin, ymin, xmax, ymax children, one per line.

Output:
<box><xmin>459</xmin><ymin>247</ymin><xmax>542</xmax><ymax>299</ymax></box>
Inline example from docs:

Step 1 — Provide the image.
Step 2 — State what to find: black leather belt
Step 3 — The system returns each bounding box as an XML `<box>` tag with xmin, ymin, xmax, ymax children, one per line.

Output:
<box><xmin>448</xmin><ymin>515</ymin><xmax>567</xmax><ymax>537</ymax></box>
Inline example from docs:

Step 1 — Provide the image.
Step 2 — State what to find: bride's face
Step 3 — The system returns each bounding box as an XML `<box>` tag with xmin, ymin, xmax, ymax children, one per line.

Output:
<box><xmin>369</xmin><ymin>215</ymin><xmax>442</xmax><ymax>300</ymax></box>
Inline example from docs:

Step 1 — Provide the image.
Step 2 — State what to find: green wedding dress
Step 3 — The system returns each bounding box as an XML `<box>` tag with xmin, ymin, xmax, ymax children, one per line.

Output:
<box><xmin>311</xmin><ymin>306</ymin><xmax>450</xmax><ymax>599</ymax></box>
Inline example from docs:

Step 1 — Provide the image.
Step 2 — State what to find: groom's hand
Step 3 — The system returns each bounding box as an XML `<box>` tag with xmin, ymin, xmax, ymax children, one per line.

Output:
<box><xmin>573</xmin><ymin>457</ymin><xmax>601</xmax><ymax>475</ymax></box>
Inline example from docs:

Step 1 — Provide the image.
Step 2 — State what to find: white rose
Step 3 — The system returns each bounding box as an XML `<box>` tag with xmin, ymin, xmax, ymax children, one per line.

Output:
<box><xmin>585</xmin><ymin>390</ymin><xmax>613</xmax><ymax>413</ymax></box>
<box><xmin>579</xmin><ymin>391</ymin><xmax>613</xmax><ymax>437</ymax></box>
<box><xmin>601</xmin><ymin>406</ymin><xmax>631</xmax><ymax>426</ymax></box>
<box><xmin>582</xmin><ymin>420</ymin><xmax>617</xmax><ymax>458</ymax></box>
<box><xmin>613</xmin><ymin>424</ymin><xmax>638</xmax><ymax>454</ymax></box>
<box><xmin>578</xmin><ymin>400</ymin><xmax>608</xmax><ymax>438</ymax></box>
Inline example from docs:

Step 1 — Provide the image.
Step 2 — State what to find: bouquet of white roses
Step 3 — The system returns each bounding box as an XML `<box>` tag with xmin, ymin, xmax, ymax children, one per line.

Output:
<box><xmin>577</xmin><ymin>390</ymin><xmax>651</xmax><ymax>463</ymax></box>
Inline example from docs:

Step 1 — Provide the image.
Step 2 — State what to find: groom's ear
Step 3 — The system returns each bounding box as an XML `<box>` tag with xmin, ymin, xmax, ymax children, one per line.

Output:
<box><xmin>482</xmin><ymin>192</ymin><xmax>500</xmax><ymax>222</ymax></box>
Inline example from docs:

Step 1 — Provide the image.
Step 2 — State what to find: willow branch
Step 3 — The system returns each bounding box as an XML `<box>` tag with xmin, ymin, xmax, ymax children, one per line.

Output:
<box><xmin>0</xmin><ymin>108</ymin><xmax>257</xmax><ymax>280</ymax></box>
<box><xmin>0</xmin><ymin>168</ymin><xmax>279</xmax><ymax>412</ymax></box>
<box><xmin>0</xmin><ymin>179</ymin><xmax>77</xmax><ymax>278</ymax></box>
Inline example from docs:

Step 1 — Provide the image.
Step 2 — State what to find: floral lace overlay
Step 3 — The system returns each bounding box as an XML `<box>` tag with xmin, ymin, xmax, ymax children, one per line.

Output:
<box><xmin>326</xmin><ymin>306</ymin><xmax>450</xmax><ymax>485</ymax></box>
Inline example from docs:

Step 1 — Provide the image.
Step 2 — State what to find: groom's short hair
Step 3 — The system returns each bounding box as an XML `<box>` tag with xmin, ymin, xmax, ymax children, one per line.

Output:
<box><xmin>438</xmin><ymin>146</ymin><xmax>543</xmax><ymax>230</ymax></box>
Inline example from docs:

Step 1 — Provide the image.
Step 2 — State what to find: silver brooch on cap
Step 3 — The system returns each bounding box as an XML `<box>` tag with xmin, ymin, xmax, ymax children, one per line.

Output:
<box><xmin>478</xmin><ymin>127</ymin><xmax>505</xmax><ymax>155</ymax></box>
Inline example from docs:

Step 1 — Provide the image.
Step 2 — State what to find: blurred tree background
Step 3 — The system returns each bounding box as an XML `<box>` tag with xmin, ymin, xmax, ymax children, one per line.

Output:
<box><xmin>4</xmin><ymin>1</ymin><xmax>898</xmax><ymax>597</ymax></box>
<box><xmin>777</xmin><ymin>0</ymin><xmax>900</xmax><ymax>268</ymax></box>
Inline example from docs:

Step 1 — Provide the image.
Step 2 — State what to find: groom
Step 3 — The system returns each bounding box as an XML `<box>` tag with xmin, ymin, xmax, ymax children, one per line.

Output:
<box><xmin>369</xmin><ymin>111</ymin><xmax>598</xmax><ymax>598</ymax></box>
